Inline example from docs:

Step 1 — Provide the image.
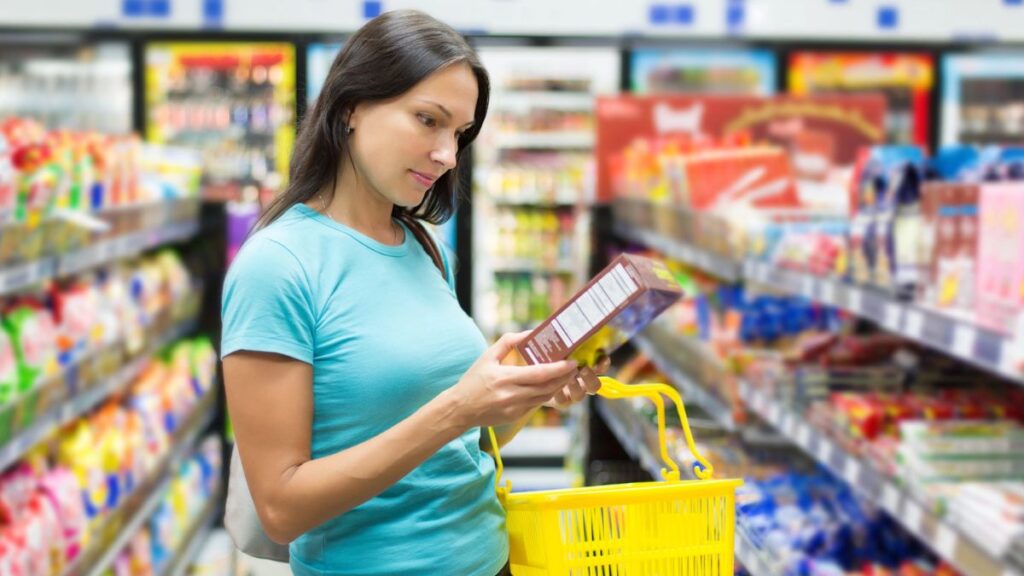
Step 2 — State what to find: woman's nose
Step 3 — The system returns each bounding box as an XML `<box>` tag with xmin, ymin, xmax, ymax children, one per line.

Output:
<box><xmin>430</xmin><ymin>137</ymin><xmax>457</xmax><ymax>170</ymax></box>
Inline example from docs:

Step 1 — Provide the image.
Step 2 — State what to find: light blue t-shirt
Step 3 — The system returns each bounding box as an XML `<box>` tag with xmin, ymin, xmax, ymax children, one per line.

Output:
<box><xmin>221</xmin><ymin>204</ymin><xmax>508</xmax><ymax>576</ymax></box>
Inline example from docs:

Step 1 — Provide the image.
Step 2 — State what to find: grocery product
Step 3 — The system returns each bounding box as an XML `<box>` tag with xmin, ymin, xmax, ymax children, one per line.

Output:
<box><xmin>977</xmin><ymin>182</ymin><xmax>1024</xmax><ymax>335</ymax></box>
<box><xmin>515</xmin><ymin>254</ymin><xmax>683</xmax><ymax>380</ymax></box>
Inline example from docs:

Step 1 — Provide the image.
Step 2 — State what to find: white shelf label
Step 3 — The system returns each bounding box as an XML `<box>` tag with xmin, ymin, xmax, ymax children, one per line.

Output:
<box><xmin>953</xmin><ymin>324</ymin><xmax>976</xmax><ymax>358</ymax></box>
<box><xmin>847</xmin><ymin>288</ymin><xmax>864</xmax><ymax>313</ymax></box>
<box><xmin>882</xmin><ymin>483</ymin><xmax>901</xmax><ymax>514</ymax></box>
<box><xmin>801</xmin><ymin>276</ymin><xmax>815</xmax><ymax>298</ymax></box>
<box><xmin>844</xmin><ymin>458</ymin><xmax>861</xmax><ymax>484</ymax></box>
<box><xmin>1000</xmin><ymin>339</ymin><xmax>1022</xmax><ymax>377</ymax></box>
<box><xmin>883</xmin><ymin>304</ymin><xmax>902</xmax><ymax>331</ymax></box>
<box><xmin>783</xmin><ymin>414</ymin><xmax>797</xmax><ymax>437</ymax></box>
<box><xmin>796</xmin><ymin>424</ymin><xmax>812</xmax><ymax>449</ymax></box>
<box><xmin>820</xmin><ymin>282</ymin><xmax>836</xmax><ymax>305</ymax></box>
<box><xmin>936</xmin><ymin>524</ymin><xmax>957</xmax><ymax>559</ymax></box>
<box><xmin>818</xmin><ymin>440</ymin><xmax>834</xmax><ymax>463</ymax></box>
<box><xmin>905</xmin><ymin>310</ymin><xmax>925</xmax><ymax>339</ymax></box>
<box><xmin>904</xmin><ymin>502</ymin><xmax>924</xmax><ymax>535</ymax></box>
<box><xmin>768</xmin><ymin>402</ymin><xmax>782</xmax><ymax>425</ymax></box>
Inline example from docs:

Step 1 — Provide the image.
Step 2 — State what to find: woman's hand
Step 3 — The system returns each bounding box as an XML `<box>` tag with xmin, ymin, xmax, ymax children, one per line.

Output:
<box><xmin>544</xmin><ymin>355</ymin><xmax>610</xmax><ymax>409</ymax></box>
<box><xmin>448</xmin><ymin>332</ymin><xmax>580</xmax><ymax>428</ymax></box>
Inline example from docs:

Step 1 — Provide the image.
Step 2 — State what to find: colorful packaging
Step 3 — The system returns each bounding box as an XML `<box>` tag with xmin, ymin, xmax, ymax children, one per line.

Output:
<box><xmin>976</xmin><ymin>182</ymin><xmax>1024</xmax><ymax>335</ymax></box>
<box><xmin>919</xmin><ymin>182</ymin><xmax>980</xmax><ymax>309</ymax></box>
<box><xmin>514</xmin><ymin>254</ymin><xmax>683</xmax><ymax>385</ymax></box>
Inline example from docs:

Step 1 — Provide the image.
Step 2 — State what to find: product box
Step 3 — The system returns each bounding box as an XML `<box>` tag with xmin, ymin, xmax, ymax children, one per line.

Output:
<box><xmin>920</xmin><ymin>182</ymin><xmax>980</xmax><ymax>309</ymax></box>
<box><xmin>514</xmin><ymin>254</ymin><xmax>683</xmax><ymax>384</ymax></box>
<box><xmin>976</xmin><ymin>182</ymin><xmax>1024</xmax><ymax>335</ymax></box>
<box><xmin>680</xmin><ymin>147</ymin><xmax>800</xmax><ymax>211</ymax></box>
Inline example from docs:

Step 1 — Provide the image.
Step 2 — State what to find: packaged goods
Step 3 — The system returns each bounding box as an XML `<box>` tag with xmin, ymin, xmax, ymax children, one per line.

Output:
<box><xmin>515</xmin><ymin>254</ymin><xmax>683</xmax><ymax>382</ymax></box>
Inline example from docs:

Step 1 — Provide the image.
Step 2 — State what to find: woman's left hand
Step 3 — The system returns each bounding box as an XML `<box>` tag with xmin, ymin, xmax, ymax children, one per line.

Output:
<box><xmin>544</xmin><ymin>355</ymin><xmax>611</xmax><ymax>409</ymax></box>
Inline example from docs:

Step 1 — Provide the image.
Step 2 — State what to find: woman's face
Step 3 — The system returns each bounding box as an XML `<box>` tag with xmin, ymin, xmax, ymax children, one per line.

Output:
<box><xmin>346</xmin><ymin>62</ymin><xmax>479</xmax><ymax>208</ymax></box>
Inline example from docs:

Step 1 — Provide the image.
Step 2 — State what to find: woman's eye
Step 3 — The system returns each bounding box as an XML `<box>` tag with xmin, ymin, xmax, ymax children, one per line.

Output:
<box><xmin>417</xmin><ymin>113</ymin><xmax>436</xmax><ymax>128</ymax></box>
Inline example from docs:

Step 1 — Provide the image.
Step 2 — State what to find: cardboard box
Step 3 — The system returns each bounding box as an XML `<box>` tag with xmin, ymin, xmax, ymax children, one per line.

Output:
<box><xmin>977</xmin><ymin>182</ymin><xmax>1024</xmax><ymax>335</ymax></box>
<box><xmin>515</xmin><ymin>254</ymin><xmax>683</xmax><ymax>384</ymax></box>
<box><xmin>919</xmin><ymin>182</ymin><xmax>980</xmax><ymax>309</ymax></box>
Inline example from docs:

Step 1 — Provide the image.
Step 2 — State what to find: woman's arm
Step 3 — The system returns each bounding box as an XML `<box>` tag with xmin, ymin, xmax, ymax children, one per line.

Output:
<box><xmin>226</xmin><ymin>333</ymin><xmax>578</xmax><ymax>545</ymax></box>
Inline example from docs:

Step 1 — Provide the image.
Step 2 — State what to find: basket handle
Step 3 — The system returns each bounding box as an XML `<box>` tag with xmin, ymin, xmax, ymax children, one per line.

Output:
<box><xmin>488</xmin><ymin>376</ymin><xmax>714</xmax><ymax>496</ymax></box>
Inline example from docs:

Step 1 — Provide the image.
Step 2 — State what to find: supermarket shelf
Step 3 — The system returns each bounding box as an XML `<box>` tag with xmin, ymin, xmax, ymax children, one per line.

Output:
<box><xmin>613</xmin><ymin>221</ymin><xmax>742</xmax><ymax>283</ymax></box>
<box><xmin>638</xmin><ymin>321</ymin><xmax>1021</xmax><ymax>576</ymax></box>
<box><xmin>163</xmin><ymin>487</ymin><xmax>224</xmax><ymax>576</ymax></box>
<box><xmin>503</xmin><ymin>468</ymin><xmax>577</xmax><ymax>492</ymax></box>
<box><xmin>593</xmin><ymin>393</ymin><xmax>663</xmax><ymax>475</ymax></box>
<box><xmin>633</xmin><ymin>329</ymin><xmax>737</xmax><ymax>431</ymax></box>
<box><xmin>65</xmin><ymin>393</ymin><xmax>216</xmax><ymax>576</ymax></box>
<box><xmin>0</xmin><ymin>259</ymin><xmax>57</xmax><ymax>294</ymax></box>
<box><xmin>493</xmin><ymin>92</ymin><xmax>594</xmax><ymax>112</ymax></box>
<box><xmin>0</xmin><ymin>217</ymin><xmax>199</xmax><ymax>296</ymax></box>
<box><xmin>501</xmin><ymin>426</ymin><xmax>571</xmax><ymax>458</ymax></box>
<box><xmin>57</xmin><ymin>219</ymin><xmax>200</xmax><ymax>277</ymax></box>
<box><xmin>491</xmin><ymin>259</ymin><xmax>577</xmax><ymax>274</ymax></box>
<box><xmin>0</xmin><ymin>317</ymin><xmax>198</xmax><ymax>472</ymax></box>
<box><xmin>614</xmin><ymin>220</ymin><xmax>1024</xmax><ymax>386</ymax></box>
<box><xmin>738</xmin><ymin>379</ymin><xmax>1022</xmax><ymax>576</ymax></box>
<box><xmin>595</xmin><ymin>396</ymin><xmax>771</xmax><ymax>576</ymax></box>
<box><xmin>492</xmin><ymin>131</ymin><xmax>594</xmax><ymax>150</ymax></box>
<box><xmin>743</xmin><ymin>260</ymin><xmax>1024</xmax><ymax>386</ymax></box>
<box><xmin>489</xmin><ymin>196</ymin><xmax>579</xmax><ymax>208</ymax></box>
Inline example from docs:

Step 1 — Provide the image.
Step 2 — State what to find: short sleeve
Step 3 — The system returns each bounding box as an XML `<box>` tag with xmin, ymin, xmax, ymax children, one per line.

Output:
<box><xmin>221</xmin><ymin>236</ymin><xmax>316</xmax><ymax>364</ymax></box>
<box><xmin>425</xmin><ymin>227</ymin><xmax>456</xmax><ymax>293</ymax></box>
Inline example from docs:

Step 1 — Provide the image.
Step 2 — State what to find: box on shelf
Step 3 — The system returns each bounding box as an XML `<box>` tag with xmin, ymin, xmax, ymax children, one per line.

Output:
<box><xmin>976</xmin><ymin>182</ymin><xmax>1024</xmax><ymax>336</ymax></box>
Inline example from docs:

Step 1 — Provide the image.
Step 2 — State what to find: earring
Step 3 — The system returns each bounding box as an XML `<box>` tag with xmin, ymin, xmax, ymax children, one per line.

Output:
<box><xmin>345</xmin><ymin>125</ymin><xmax>354</xmax><ymax>135</ymax></box>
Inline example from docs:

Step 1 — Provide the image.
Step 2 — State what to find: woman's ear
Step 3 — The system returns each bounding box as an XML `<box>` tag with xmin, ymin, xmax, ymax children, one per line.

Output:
<box><xmin>343</xmin><ymin>105</ymin><xmax>361</xmax><ymax>134</ymax></box>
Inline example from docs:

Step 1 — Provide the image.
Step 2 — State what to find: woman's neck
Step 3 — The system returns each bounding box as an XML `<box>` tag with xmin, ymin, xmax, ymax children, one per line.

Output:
<box><xmin>318</xmin><ymin>171</ymin><xmax>403</xmax><ymax>246</ymax></box>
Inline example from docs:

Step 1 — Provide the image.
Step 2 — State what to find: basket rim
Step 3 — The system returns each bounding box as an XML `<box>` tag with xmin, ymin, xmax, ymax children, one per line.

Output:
<box><xmin>502</xmin><ymin>478</ymin><xmax>743</xmax><ymax>511</ymax></box>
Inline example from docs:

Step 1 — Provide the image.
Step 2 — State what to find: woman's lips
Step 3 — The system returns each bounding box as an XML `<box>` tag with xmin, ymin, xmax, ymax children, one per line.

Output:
<box><xmin>410</xmin><ymin>170</ymin><xmax>436</xmax><ymax>188</ymax></box>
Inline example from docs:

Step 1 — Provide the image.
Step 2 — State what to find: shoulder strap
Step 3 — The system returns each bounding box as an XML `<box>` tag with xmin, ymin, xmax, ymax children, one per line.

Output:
<box><xmin>400</xmin><ymin>214</ymin><xmax>446</xmax><ymax>280</ymax></box>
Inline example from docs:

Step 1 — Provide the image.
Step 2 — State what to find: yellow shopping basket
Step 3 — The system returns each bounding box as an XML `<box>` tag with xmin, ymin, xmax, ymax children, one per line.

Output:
<box><xmin>488</xmin><ymin>377</ymin><xmax>743</xmax><ymax>576</ymax></box>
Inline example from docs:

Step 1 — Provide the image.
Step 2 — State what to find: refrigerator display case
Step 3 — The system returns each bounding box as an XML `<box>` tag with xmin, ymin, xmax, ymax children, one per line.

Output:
<box><xmin>630</xmin><ymin>48</ymin><xmax>776</xmax><ymax>95</ymax></box>
<box><xmin>144</xmin><ymin>42</ymin><xmax>296</xmax><ymax>202</ymax></box>
<box><xmin>942</xmin><ymin>52</ymin><xmax>1024</xmax><ymax>146</ymax></box>
<box><xmin>0</xmin><ymin>39</ymin><xmax>132</xmax><ymax>134</ymax></box>
<box><xmin>473</xmin><ymin>46</ymin><xmax>620</xmax><ymax>341</ymax></box>
<box><xmin>789</xmin><ymin>51</ymin><xmax>934</xmax><ymax>148</ymax></box>
<box><xmin>306</xmin><ymin>42</ymin><xmax>344</xmax><ymax>105</ymax></box>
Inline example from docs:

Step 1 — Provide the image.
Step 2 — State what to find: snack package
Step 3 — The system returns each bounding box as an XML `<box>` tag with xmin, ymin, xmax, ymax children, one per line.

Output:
<box><xmin>513</xmin><ymin>254</ymin><xmax>683</xmax><ymax>386</ymax></box>
<box><xmin>976</xmin><ymin>182</ymin><xmax>1024</xmax><ymax>335</ymax></box>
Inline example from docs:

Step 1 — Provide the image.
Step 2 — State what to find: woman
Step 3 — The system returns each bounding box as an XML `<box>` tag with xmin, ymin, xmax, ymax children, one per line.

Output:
<box><xmin>221</xmin><ymin>10</ymin><xmax>598</xmax><ymax>576</ymax></box>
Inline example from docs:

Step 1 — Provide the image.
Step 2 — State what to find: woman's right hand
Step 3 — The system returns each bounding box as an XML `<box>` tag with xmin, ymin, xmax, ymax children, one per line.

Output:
<box><xmin>447</xmin><ymin>331</ymin><xmax>579</xmax><ymax>428</ymax></box>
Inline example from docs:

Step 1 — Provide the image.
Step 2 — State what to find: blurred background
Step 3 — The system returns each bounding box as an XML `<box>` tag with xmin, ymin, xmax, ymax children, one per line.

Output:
<box><xmin>1</xmin><ymin>1</ymin><xmax>1024</xmax><ymax>575</ymax></box>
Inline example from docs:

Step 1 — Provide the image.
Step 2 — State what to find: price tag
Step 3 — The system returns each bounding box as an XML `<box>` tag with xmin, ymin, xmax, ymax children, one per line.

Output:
<box><xmin>796</xmin><ymin>424</ymin><xmax>812</xmax><ymax>449</ymax></box>
<box><xmin>754</xmin><ymin>391</ymin><xmax>768</xmax><ymax>414</ymax></box>
<box><xmin>1003</xmin><ymin>569</ymin><xmax>1023</xmax><ymax>576</ymax></box>
<box><xmin>801</xmin><ymin>276</ymin><xmax>815</xmax><ymax>298</ymax></box>
<box><xmin>817</xmin><ymin>439</ymin><xmax>834</xmax><ymax>463</ymax></box>
<box><xmin>1000</xmin><ymin>339</ymin><xmax>1022</xmax><ymax>377</ymax></box>
<box><xmin>883</xmin><ymin>304</ymin><xmax>902</xmax><ymax>331</ymax></box>
<box><xmin>820</xmin><ymin>282</ymin><xmax>836</xmax><ymax>305</ymax></box>
<box><xmin>847</xmin><ymin>288</ymin><xmax>864</xmax><ymax>313</ymax></box>
<box><xmin>905</xmin><ymin>310</ymin><xmax>925</xmax><ymax>339</ymax></box>
<box><xmin>784</xmin><ymin>414</ymin><xmax>798</xmax><ymax>437</ymax></box>
<box><xmin>936</xmin><ymin>524</ymin><xmax>957</xmax><ymax>559</ymax></box>
<box><xmin>953</xmin><ymin>324</ymin><xmax>976</xmax><ymax>358</ymax></box>
<box><xmin>844</xmin><ymin>458</ymin><xmax>861</xmax><ymax>484</ymax></box>
<box><xmin>904</xmin><ymin>501</ymin><xmax>924</xmax><ymax>535</ymax></box>
<box><xmin>882</xmin><ymin>483</ymin><xmax>901</xmax><ymax>514</ymax></box>
<box><xmin>768</xmin><ymin>402</ymin><xmax>782</xmax><ymax>425</ymax></box>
